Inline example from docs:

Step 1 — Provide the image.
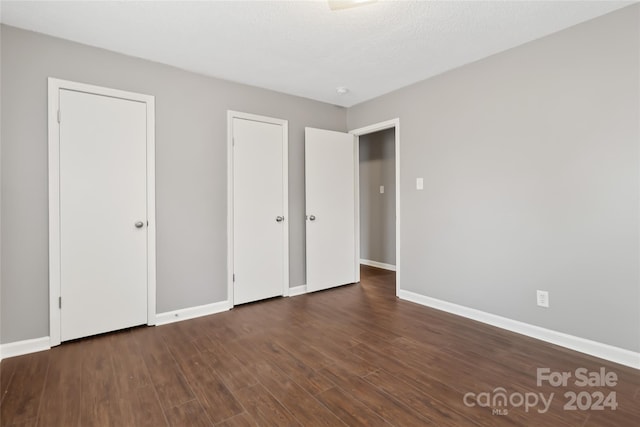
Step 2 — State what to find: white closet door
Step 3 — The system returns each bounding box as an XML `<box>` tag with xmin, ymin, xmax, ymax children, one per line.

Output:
<box><xmin>59</xmin><ymin>89</ymin><xmax>148</xmax><ymax>341</ymax></box>
<box><xmin>233</xmin><ymin>117</ymin><xmax>287</xmax><ymax>304</ymax></box>
<box><xmin>305</xmin><ymin>127</ymin><xmax>356</xmax><ymax>292</ymax></box>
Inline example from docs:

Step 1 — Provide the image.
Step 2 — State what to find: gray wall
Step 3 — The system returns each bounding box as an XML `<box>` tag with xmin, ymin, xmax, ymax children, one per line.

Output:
<box><xmin>348</xmin><ymin>5</ymin><xmax>640</xmax><ymax>352</ymax></box>
<box><xmin>359</xmin><ymin>129</ymin><xmax>395</xmax><ymax>266</ymax></box>
<box><xmin>0</xmin><ymin>25</ymin><xmax>346</xmax><ymax>343</ymax></box>
<box><xmin>0</xmin><ymin>26</ymin><xmax>3</xmax><ymax>346</ymax></box>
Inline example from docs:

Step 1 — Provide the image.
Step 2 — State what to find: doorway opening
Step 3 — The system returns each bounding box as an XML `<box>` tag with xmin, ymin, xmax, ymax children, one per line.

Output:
<box><xmin>358</xmin><ymin>128</ymin><xmax>396</xmax><ymax>270</ymax></box>
<box><xmin>351</xmin><ymin>119</ymin><xmax>400</xmax><ymax>296</ymax></box>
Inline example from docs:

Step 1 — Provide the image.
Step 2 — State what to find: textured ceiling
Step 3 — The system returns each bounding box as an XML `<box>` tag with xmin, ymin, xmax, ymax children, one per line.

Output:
<box><xmin>0</xmin><ymin>0</ymin><xmax>632</xmax><ymax>107</ymax></box>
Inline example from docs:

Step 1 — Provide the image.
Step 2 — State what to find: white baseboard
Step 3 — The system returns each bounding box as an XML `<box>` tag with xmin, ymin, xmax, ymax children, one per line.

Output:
<box><xmin>155</xmin><ymin>300</ymin><xmax>232</xmax><ymax>326</ymax></box>
<box><xmin>398</xmin><ymin>290</ymin><xmax>640</xmax><ymax>370</ymax></box>
<box><xmin>0</xmin><ymin>336</ymin><xmax>50</xmax><ymax>361</ymax></box>
<box><xmin>360</xmin><ymin>259</ymin><xmax>396</xmax><ymax>271</ymax></box>
<box><xmin>0</xmin><ymin>302</ymin><xmax>233</xmax><ymax>360</ymax></box>
<box><xmin>289</xmin><ymin>284</ymin><xmax>307</xmax><ymax>297</ymax></box>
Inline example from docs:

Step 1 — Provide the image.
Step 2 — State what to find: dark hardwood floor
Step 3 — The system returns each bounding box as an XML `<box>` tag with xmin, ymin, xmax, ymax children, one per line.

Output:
<box><xmin>1</xmin><ymin>266</ymin><xmax>638</xmax><ymax>426</ymax></box>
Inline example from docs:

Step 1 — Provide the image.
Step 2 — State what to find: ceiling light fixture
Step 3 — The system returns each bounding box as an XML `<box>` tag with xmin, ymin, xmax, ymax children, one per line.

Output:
<box><xmin>328</xmin><ymin>0</ymin><xmax>377</xmax><ymax>11</ymax></box>
<box><xmin>336</xmin><ymin>87</ymin><xmax>350</xmax><ymax>95</ymax></box>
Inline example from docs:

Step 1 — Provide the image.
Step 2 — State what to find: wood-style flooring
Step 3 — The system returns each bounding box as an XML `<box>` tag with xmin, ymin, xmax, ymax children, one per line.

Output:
<box><xmin>1</xmin><ymin>266</ymin><xmax>639</xmax><ymax>426</ymax></box>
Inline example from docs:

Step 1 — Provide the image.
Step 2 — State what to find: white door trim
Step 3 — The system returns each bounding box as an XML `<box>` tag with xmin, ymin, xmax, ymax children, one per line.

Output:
<box><xmin>48</xmin><ymin>78</ymin><xmax>156</xmax><ymax>347</ymax></box>
<box><xmin>350</xmin><ymin>119</ymin><xmax>400</xmax><ymax>296</ymax></box>
<box><xmin>227</xmin><ymin>111</ymin><xmax>289</xmax><ymax>306</ymax></box>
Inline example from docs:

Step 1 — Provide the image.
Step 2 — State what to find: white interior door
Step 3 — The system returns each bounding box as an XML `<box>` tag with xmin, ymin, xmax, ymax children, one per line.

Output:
<box><xmin>305</xmin><ymin>127</ymin><xmax>356</xmax><ymax>292</ymax></box>
<box><xmin>233</xmin><ymin>116</ymin><xmax>287</xmax><ymax>304</ymax></box>
<box><xmin>59</xmin><ymin>89</ymin><xmax>148</xmax><ymax>341</ymax></box>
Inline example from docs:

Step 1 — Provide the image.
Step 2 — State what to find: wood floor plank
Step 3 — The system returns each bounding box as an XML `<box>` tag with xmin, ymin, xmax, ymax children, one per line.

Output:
<box><xmin>218</xmin><ymin>335</ymin><xmax>267</xmax><ymax>377</ymax></box>
<box><xmin>196</xmin><ymin>342</ymin><xmax>258</xmax><ymax>392</ymax></box>
<box><xmin>165</xmin><ymin>400</ymin><xmax>212</xmax><ymax>427</ymax></box>
<box><xmin>177</xmin><ymin>353</ymin><xmax>244</xmax><ymax>423</ymax></box>
<box><xmin>362</xmin><ymin>369</ymin><xmax>481</xmax><ymax>427</ymax></box>
<box><xmin>280</xmin><ymin>324</ymin><xmax>378</xmax><ymax>377</ymax></box>
<box><xmin>34</xmin><ymin>343</ymin><xmax>82</xmax><ymax>427</ymax></box>
<box><xmin>224</xmin><ymin>337</ymin><xmax>334</xmax><ymax>395</ymax></box>
<box><xmin>77</xmin><ymin>337</ymin><xmax>126</xmax><ymax>427</ymax></box>
<box><xmin>314</xmin><ymin>387</ymin><xmax>392</xmax><ymax>427</ymax></box>
<box><xmin>0</xmin><ymin>351</ymin><xmax>49</xmax><ymax>426</ymax></box>
<box><xmin>123</xmin><ymin>385</ymin><xmax>170</xmax><ymax>427</ymax></box>
<box><xmin>5</xmin><ymin>418</ymin><xmax>38</xmax><ymax>427</ymax></box>
<box><xmin>256</xmin><ymin>342</ymin><xmax>335</xmax><ymax>395</ymax></box>
<box><xmin>0</xmin><ymin>357</ymin><xmax>18</xmax><ymax>406</ymax></box>
<box><xmin>109</xmin><ymin>330</ymin><xmax>152</xmax><ymax>394</ymax></box>
<box><xmin>136</xmin><ymin>328</ymin><xmax>194</xmax><ymax>410</ymax></box>
<box><xmin>160</xmin><ymin>323</ymin><xmax>204</xmax><ymax>365</ymax></box>
<box><xmin>79</xmin><ymin>336</ymin><xmax>119</xmax><ymax>405</ymax></box>
<box><xmin>215</xmin><ymin>412</ymin><xmax>256</xmax><ymax>427</ymax></box>
<box><xmin>78</xmin><ymin>397</ymin><xmax>129</xmax><ymax>427</ymax></box>
<box><xmin>319</xmin><ymin>364</ymin><xmax>434</xmax><ymax>425</ymax></box>
<box><xmin>268</xmin><ymin>331</ymin><xmax>333</xmax><ymax>371</ymax></box>
<box><xmin>233</xmin><ymin>384</ymin><xmax>301</xmax><ymax>427</ymax></box>
<box><xmin>147</xmin><ymin>366</ymin><xmax>194</xmax><ymax>412</ymax></box>
<box><xmin>251</xmin><ymin>361</ymin><xmax>346</xmax><ymax>426</ymax></box>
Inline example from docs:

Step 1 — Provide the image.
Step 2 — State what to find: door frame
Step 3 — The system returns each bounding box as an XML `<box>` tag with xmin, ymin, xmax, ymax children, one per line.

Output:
<box><xmin>350</xmin><ymin>119</ymin><xmax>400</xmax><ymax>296</ymax></box>
<box><xmin>227</xmin><ymin>111</ymin><xmax>289</xmax><ymax>306</ymax></box>
<box><xmin>48</xmin><ymin>78</ymin><xmax>156</xmax><ymax>347</ymax></box>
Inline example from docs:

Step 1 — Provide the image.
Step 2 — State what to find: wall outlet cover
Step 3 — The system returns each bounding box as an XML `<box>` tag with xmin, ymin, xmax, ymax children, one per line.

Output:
<box><xmin>536</xmin><ymin>290</ymin><xmax>549</xmax><ymax>308</ymax></box>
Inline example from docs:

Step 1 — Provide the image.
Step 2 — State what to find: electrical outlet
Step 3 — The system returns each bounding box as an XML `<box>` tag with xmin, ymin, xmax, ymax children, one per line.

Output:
<box><xmin>537</xmin><ymin>290</ymin><xmax>549</xmax><ymax>308</ymax></box>
<box><xmin>379</xmin><ymin>185</ymin><xmax>385</xmax><ymax>194</ymax></box>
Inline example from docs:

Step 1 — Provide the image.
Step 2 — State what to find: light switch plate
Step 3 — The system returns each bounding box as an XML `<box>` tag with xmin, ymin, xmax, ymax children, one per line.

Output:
<box><xmin>379</xmin><ymin>185</ymin><xmax>384</xmax><ymax>194</ymax></box>
<box><xmin>416</xmin><ymin>178</ymin><xmax>424</xmax><ymax>190</ymax></box>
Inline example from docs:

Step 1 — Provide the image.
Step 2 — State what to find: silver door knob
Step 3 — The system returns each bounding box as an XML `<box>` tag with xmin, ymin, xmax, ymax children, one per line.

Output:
<box><xmin>276</xmin><ymin>216</ymin><xmax>284</xmax><ymax>222</ymax></box>
<box><xmin>135</xmin><ymin>221</ymin><xmax>144</xmax><ymax>228</ymax></box>
<box><xmin>309</xmin><ymin>215</ymin><xmax>316</xmax><ymax>221</ymax></box>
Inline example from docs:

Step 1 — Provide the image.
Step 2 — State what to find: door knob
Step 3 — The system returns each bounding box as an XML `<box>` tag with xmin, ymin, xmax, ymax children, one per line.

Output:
<box><xmin>309</xmin><ymin>215</ymin><xmax>316</xmax><ymax>221</ymax></box>
<box><xmin>276</xmin><ymin>216</ymin><xmax>284</xmax><ymax>222</ymax></box>
<box><xmin>135</xmin><ymin>221</ymin><xmax>144</xmax><ymax>228</ymax></box>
